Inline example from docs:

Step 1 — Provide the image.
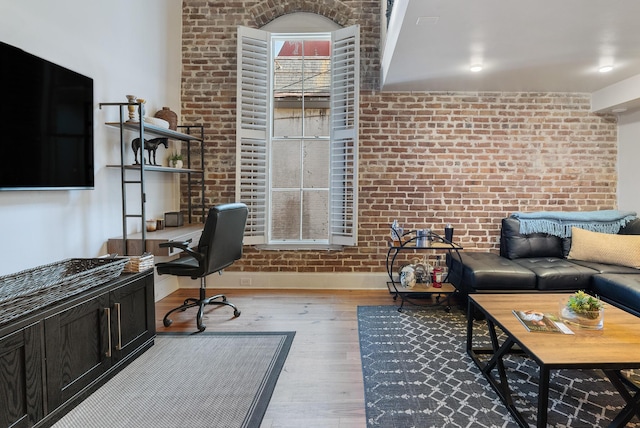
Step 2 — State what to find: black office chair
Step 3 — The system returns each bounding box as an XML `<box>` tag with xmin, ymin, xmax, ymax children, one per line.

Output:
<box><xmin>156</xmin><ymin>202</ymin><xmax>248</xmax><ymax>332</ymax></box>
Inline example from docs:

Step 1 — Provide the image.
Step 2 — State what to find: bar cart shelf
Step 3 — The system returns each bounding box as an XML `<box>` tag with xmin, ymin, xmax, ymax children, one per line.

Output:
<box><xmin>386</xmin><ymin>231</ymin><xmax>463</xmax><ymax>312</ymax></box>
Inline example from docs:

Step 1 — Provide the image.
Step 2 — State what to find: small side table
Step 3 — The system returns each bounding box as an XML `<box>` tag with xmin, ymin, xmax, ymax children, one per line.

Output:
<box><xmin>386</xmin><ymin>232</ymin><xmax>463</xmax><ymax>312</ymax></box>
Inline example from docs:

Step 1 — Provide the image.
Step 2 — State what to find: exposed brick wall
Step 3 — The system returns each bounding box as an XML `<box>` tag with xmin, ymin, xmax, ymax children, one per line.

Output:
<box><xmin>180</xmin><ymin>0</ymin><xmax>618</xmax><ymax>274</ymax></box>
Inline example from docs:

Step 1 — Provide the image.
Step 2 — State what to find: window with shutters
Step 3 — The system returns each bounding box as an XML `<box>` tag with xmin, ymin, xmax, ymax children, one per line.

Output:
<box><xmin>236</xmin><ymin>23</ymin><xmax>359</xmax><ymax>248</ymax></box>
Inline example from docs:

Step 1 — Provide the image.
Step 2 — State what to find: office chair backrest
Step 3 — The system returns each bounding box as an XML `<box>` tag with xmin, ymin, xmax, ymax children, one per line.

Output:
<box><xmin>197</xmin><ymin>203</ymin><xmax>248</xmax><ymax>275</ymax></box>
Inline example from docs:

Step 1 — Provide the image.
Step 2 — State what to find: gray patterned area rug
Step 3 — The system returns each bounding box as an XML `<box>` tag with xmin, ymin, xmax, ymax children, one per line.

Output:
<box><xmin>53</xmin><ymin>332</ymin><xmax>295</xmax><ymax>428</ymax></box>
<box><xmin>358</xmin><ymin>305</ymin><xmax>640</xmax><ymax>428</ymax></box>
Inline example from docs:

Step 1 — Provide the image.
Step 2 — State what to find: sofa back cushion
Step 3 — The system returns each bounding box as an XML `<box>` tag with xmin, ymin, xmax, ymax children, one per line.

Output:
<box><xmin>568</xmin><ymin>226</ymin><xmax>640</xmax><ymax>269</ymax></box>
<box><xmin>620</xmin><ymin>218</ymin><xmax>640</xmax><ymax>235</ymax></box>
<box><xmin>500</xmin><ymin>217</ymin><xmax>565</xmax><ymax>260</ymax></box>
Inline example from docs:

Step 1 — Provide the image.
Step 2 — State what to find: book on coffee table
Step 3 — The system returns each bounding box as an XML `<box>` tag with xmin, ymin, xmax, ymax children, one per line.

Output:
<box><xmin>512</xmin><ymin>309</ymin><xmax>574</xmax><ymax>334</ymax></box>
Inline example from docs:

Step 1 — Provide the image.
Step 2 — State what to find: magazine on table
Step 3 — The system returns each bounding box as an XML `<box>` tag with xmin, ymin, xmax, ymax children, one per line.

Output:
<box><xmin>512</xmin><ymin>310</ymin><xmax>574</xmax><ymax>334</ymax></box>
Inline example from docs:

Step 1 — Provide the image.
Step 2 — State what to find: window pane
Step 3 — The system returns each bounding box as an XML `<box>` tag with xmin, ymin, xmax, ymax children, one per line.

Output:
<box><xmin>273</xmin><ymin>105</ymin><xmax>302</xmax><ymax>137</ymax></box>
<box><xmin>303</xmin><ymin>140</ymin><xmax>329</xmax><ymax>188</ymax></box>
<box><xmin>304</xmin><ymin>51</ymin><xmax>330</xmax><ymax>96</ymax></box>
<box><xmin>273</xmin><ymin>39</ymin><xmax>303</xmax><ymax>137</ymax></box>
<box><xmin>272</xmin><ymin>140</ymin><xmax>301</xmax><ymax>188</ymax></box>
<box><xmin>302</xmin><ymin>190</ymin><xmax>328</xmax><ymax>239</ymax></box>
<box><xmin>274</xmin><ymin>105</ymin><xmax>329</xmax><ymax>137</ymax></box>
<box><xmin>271</xmin><ymin>191</ymin><xmax>301</xmax><ymax>240</ymax></box>
<box><xmin>273</xmin><ymin>38</ymin><xmax>331</xmax><ymax>138</ymax></box>
<box><xmin>302</xmin><ymin>40</ymin><xmax>330</xmax><ymax>137</ymax></box>
<box><xmin>304</xmin><ymin>106</ymin><xmax>330</xmax><ymax>136</ymax></box>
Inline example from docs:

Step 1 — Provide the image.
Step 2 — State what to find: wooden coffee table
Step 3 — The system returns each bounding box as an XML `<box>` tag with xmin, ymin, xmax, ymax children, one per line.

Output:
<box><xmin>467</xmin><ymin>293</ymin><xmax>640</xmax><ymax>427</ymax></box>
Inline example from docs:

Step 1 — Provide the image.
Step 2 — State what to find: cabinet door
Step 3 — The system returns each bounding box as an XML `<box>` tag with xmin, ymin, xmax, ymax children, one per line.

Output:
<box><xmin>0</xmin><ymin>323</ymin><xmax>43</xmax><ymax>428</ymax></box>
<box><xmin>110</xmin><ymin>271</ymin><xmax>155</xmax><ymax>363</ymax></box>
<box><xmin>44</xmin><ymin>293</ymin><xmax>111</xmax><ymax>412</ymax></box>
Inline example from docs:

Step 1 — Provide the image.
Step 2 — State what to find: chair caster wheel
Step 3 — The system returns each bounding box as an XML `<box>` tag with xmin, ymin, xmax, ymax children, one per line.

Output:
<box><xmin>234</xmin><ymin>309</ymin><xmax>241</xmax><ymax>317</ymax></box>
<box><xmin>163</xmin><ymin>318</ymin><xmax>172</xmax><ymax>327</ymax></box>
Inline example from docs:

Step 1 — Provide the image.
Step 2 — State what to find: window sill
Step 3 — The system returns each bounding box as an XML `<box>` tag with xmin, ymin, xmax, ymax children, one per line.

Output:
<box><xmin>254</xmin><ymin>244</ymin><xmax>344</xmax><ymax>251</ymax></box>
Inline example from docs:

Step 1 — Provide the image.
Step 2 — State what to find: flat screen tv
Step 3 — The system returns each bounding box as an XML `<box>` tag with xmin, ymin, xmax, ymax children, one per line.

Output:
<box><xmin>0</xmin><ymin>41</ymin><xmax>94</xmax><ymax>190</ymax></box>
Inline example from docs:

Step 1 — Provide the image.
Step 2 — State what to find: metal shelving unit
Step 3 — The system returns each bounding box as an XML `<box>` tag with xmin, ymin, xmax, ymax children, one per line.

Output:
<box><xmin>99</xmin><ymin>102</ymin><xmax>205</xmax><ymax>255</ymax></box>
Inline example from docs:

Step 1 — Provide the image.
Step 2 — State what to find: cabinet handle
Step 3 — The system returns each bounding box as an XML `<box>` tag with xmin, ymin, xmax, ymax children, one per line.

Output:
<box><xmin>114</xmin><ymin>302</ymin><xmax>122</xmax><ymax>351</ymax></box>
<box><xmin>105</xmin><ymin>307</ymin><xmax>112</xmax><ymax>358</ymax></box>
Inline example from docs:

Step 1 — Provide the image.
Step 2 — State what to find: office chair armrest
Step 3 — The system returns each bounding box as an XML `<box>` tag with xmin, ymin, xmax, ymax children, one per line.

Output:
<box><xmin>159</xmin><ymin>239</ymin><xmax>205</xmax><ymax>263</ymax></box>
<box><xmin>159</xmin><ymin>238</ymin><xmax>193</xmax><ymax>251</ymax></box>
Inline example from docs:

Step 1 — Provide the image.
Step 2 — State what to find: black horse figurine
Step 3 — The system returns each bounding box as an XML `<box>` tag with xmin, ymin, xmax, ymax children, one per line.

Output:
<box><xmin>131</xmin><ymin>137</ymin><xmax>168</xmax><ymax>165</ymax></box>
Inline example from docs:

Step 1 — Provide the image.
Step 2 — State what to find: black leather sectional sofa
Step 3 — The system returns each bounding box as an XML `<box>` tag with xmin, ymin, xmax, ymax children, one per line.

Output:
<box><xmin>448</xmin><ymin>216</ymin><xmax>640</xmax><ymax>316</ymax></box>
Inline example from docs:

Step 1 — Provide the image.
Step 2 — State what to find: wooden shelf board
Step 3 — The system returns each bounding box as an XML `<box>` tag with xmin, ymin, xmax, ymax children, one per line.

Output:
<box><xmin>105</xmin><ymin>121</ymin><xmax>203</xmax><ymax>141</ymax></box>
<box><xmin>106</xmin><ymin>164</ymin><xmax>203</xmax><ymax>174</ymax></box>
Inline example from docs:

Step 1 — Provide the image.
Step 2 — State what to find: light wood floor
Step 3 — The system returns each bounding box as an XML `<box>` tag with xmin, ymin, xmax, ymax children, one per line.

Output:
<box><xmin>155</xmin><ymin>288</ymin><xmax>395</xmax><ymax>428</ymax></box>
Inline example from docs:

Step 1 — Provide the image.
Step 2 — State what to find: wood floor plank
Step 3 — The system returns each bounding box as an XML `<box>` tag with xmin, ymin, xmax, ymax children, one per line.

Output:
<box><xmin>155</xmin><ymin>288</ymin><xmax>394</xmax><ymax>427</ymax></box>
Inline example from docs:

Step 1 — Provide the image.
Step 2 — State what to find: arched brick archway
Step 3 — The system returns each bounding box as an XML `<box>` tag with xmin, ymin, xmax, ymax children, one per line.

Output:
<box><xmin>249</xmin><ymin>0</ymin><xmax>355</xmax><ymax>28</ymax></box>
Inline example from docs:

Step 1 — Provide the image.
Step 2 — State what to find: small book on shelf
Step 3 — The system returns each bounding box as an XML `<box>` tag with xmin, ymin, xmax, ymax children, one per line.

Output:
<box><xmin>512</xmin><ymin>310</ymin><xmax>573</xmax><ymax>334</ymax></box>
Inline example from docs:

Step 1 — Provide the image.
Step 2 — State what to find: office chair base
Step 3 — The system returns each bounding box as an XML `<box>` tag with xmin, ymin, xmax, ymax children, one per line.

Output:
<box><xmin>163</xmin><ymin>288</ymin><xmax>241</xmax><ymax>332</ymax></box>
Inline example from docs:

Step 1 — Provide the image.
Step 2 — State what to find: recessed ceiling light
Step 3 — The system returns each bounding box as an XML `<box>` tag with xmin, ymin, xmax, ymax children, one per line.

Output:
<box><xmin>470</xmin><ymin>64</ymin><xmax>483</xmax><ymax>72</ymax></box>
<box><xmin>599</xmin><ymin>65</ymin><xmax>613</xmax><ymax>73</ymax></box>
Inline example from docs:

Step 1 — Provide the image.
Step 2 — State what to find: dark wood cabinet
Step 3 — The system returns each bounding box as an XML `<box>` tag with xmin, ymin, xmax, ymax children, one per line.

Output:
<box><xmin>44</xmin><ymin>293</ymin><xmax>110</xmax><ymax>412</ymax></box>
<box><xmin>0</xmin><ymin>269</ymin><xmax>154</xmax><ymax>428</ymax></box>
<box><xmin>0</xmin><ymin>322</ymin><xmax>43</xmax><ymax>428</ymax></box>
<box><xmin>109</xmin><ymin>271</ymin><xmax>155</xmax><ymax>363</ymax></box>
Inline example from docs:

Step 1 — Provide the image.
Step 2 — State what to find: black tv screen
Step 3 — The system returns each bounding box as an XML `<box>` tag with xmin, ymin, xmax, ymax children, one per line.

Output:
<box><xmin>0</xmin><ymin>41</ymin><xmax>94</xmax><ymax>190</ymax></box>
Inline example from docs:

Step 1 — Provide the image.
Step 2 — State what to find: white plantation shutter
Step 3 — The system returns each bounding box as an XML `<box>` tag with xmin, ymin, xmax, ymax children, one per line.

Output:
<box><xmin>236</xmin><ymin>24</ymin><xmax>359</xmax><ymax>246</ymax></box>
<box><xmin>236</xmin><ymin>26</ymin><xmax>269</xmax><ymax>245</ymax></box>
<box><xmin>330</xmin><ymin>25</ymin><xmax>359</xmax><ymax>246</ymax></box>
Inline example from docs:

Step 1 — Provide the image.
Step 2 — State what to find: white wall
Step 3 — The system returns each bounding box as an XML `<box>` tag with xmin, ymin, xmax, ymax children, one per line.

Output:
<box><xmin>617</xmin><ymin>110</ymin><xmax>640</xmax><ymax>213</ymax></box>
<box><xmin>591</xmin><ymin>72</ymin><xmax>640</xmax><ymax>215</ymax></box>
<box><xmin>0</xmin><ymin>0</ymin><xmax>182</xmax><ymax>275</ymax></box>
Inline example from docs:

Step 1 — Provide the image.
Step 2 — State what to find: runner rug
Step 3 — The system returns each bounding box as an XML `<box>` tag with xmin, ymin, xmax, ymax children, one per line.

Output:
<box><xmin>358</xmin><ymin>305</ymin><xmax>640</xmax><ymax>427</ymax></box>
<box><xmin>53</xmin><ymin>331</ymin><xmax>295</xmax><ymax>428</ymax></box>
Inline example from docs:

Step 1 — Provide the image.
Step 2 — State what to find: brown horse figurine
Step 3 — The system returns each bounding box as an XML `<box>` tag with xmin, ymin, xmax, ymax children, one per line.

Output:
<box><xmin>131</xmin><ymin>137</ymin><xmax>168</xmax><ymax>165</ymax></box>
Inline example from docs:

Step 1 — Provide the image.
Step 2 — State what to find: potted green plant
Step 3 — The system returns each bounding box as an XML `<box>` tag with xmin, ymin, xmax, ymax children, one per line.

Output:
<box><xmin>168</xmin><ymin>152</ymin><xmax>183</xmax><ymax>168</ymax></box>
<box><xmin>561</xmin><ymin>290</ymin><xmax>604</xmax><ymax>329</ymax></box>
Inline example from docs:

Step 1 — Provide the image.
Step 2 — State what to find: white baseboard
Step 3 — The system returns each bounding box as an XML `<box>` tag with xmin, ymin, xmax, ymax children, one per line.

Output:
<box><xmin>174</xmin><ymin>271</ymin><xmax>389</xmax><ymax>290</ymax></box>
<box><xmin>154</xmin><ymin>273</ymin><xmax>180</xmax><ymax>301</ymax></box>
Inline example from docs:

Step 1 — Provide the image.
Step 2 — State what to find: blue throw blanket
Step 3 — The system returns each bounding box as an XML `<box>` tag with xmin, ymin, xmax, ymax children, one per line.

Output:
<box><xmin>511</xmin><ymin>210</ymin><xmax>637</xmax><ymax>237</ymax></box>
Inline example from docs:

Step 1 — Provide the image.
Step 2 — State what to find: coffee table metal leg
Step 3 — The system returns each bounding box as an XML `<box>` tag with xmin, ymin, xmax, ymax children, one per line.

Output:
<box><xmin>485</xmin><ymin>320</ymin><xmax>513</xmax><ymax>396</ymax></box>
<box><xmin>603</xmin><ymin>369</ymin><xmax>640</xmax><ymax>427</ymax></box>
<box><xmin>466</xmin><ymin>302</ymin><xmax>529</xmax><ymax>427</ymax></box>
<box><xmin>537</xmin><ymin>366</ymin><xmax>550</xmax><ymax>428</ymax></box>
<box><xmin>466</xmin><ymin>300</ymin><xmax>474</xmax><ymax>352</ymax></box>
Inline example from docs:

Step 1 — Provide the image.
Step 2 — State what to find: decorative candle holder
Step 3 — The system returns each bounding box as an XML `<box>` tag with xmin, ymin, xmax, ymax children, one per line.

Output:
<box><xmin>126</xmin><ymin>95</ymin><xmax>137</xmax><ymax>122</ymax></box>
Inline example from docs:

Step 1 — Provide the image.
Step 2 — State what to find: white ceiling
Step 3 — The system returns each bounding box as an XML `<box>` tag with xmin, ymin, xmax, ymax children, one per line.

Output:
<box><xmin>381</xmin><ymin>0</ymin><xmax>640</xmax><ymax>98</ymax></box>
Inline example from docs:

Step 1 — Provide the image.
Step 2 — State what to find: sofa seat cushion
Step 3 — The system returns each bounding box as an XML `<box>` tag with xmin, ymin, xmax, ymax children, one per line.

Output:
<box><xmin>591</xmin><ymin>273</ymin><xmax>640</xmax><ymax>317</ymax></box>
<box><xmin>569</xmin><ymin>260</ymin><xmax>640</xmax><ymax>274</ymax></box>
<box><xmin>512</xmin><ymin>258</ymin><xmax>597</xmax><ymax>290</ymax></box>
<box><xmin>449</xmin><ymin>252</ymin><xmax>536</xmax><ymax>292</ymax></box>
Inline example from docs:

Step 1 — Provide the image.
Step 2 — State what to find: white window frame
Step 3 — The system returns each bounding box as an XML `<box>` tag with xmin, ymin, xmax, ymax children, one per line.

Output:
<box><xmin>236</xmin><ymin>25</ymin><xmax>359</xmax><ymax>247</ymax></box>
